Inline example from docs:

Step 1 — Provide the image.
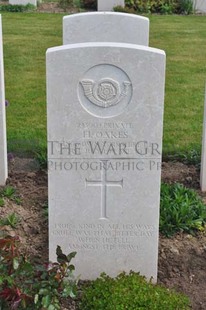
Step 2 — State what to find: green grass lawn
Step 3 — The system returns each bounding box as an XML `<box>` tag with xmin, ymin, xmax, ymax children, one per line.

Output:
<box><xmin>2</xmin><ymin>13</ymin><xmax>206</xmax><ymax>156</ymax></box>
<box><xmin>3</xmin><ymin>12</ymin><xmax>63</xmax><ymax>155</ymax></box>
<box><xmin>150</xmin><ymin>15</ymin><xmax>206</xmax><ymax>155</ymax></box>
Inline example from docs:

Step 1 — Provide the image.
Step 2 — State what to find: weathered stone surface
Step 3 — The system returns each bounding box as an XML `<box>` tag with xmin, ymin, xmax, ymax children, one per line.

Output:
<box><xmin>194</xmin><ymin>0</ymin><xmax>206</xmax><ymax>13</ymax></box>
<box><xmin>0</xmin><ymin>15</ymin><xmax>8</xmax><ymax>186</ymax></box>
<box><xmin>98</xmin><ymin>0</ymin><xmax>125</xmax><ymax>11</ymax></box>
<box><xmin>47</xmin><ymin>42</ymin><xmax>165</xmax><ymax>281</ymax></box>
<box><xmin>63</xmin><ymin>12</ymin><xmax>149</xmax><ymax>46</ymax></box>
<box><xmin>9</xmin><ymin>0</ymin><xmax>37</xmax><ymax>6</ymax></box>
<box><xmin>200</xmin><ymin>87</ymin><xmax>206</xmax><ymax>191</ymax></box>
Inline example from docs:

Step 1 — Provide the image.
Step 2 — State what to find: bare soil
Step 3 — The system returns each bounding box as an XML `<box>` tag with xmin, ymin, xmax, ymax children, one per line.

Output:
<box><xmin>0</xmin><ymin>158</ymin><xmax>205</xmax><ymax>309</ymax></box>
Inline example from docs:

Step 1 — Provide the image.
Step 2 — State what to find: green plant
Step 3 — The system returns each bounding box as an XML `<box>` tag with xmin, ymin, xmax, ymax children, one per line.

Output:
<box><xmin>160</xmin><ymin>183</ymin><xmax>206</xmax><ymax>236</ymax></box>
<box><xmin>14</xmin><ymin>196</ymin><xmax>22</xmax><ymax>205</ymax></box>
<box><xmin>0</xmin><ymin>235</ymin><xmax>77</xmax><ymax>310</ymax></box>
<box><xmin>73</xmin><ymin>0</ymin><xmax>82</xmax><ymax>8</ymax></box>
<box><xmin>113</xmin><ymin>5</ymin><xmax>137</xmax><ymax>13</ymax></box>
<box><xmin>182</xmin><ymin>149</ymin><xmax>201</xmax><ymax>166</ymax></box>
<box><xmin>0</xmin><ymin>185</ymin><xmax>22</xmax><ymax>205</ymax></box>
<box><xmin>0</xmin><ymin>213</ymin><xmax>20</xmax><ymax>228</ymax></box>
<box><xmin>35</xmin><ymin>148</ymin><xmax>47</xmax><ymax>170</ymax></box>
<box><xmin>0</xmin><ymin>197</ymin><xmax>5</xmax><ymax>207</ymax></box>
<box><xmin>160</xmin><ymin>2</ymin><xmax>174</xmax><ymax>14</ymax></box>
<box><xmin>1</xmin><ymin>186</ymin><xmax>16</xmax><ymax>198</ymax></box>
<box><xmin>42</xmin><ymin>201</ymin><xmax>48</xmax><ymax>219</ymax></box>
<box><xmin>178</xmin><ymin>0</ymin><xmax>193</xmax><ymax>14</ymax></box>
<box><xmin>81</xmin><ymin>0</ymin><xmax>96</xmax><ymax>9</ymax></box>
<box><xmin>58</xmin><ymin>0</ymin><xmax>73</xmax><ymax>10</ymax></box>
<box><xmin>0</xmin><ymin>4</ymin><xmax>35</xmax><ymax>12</ymax></box>
<box><xmin>163</xmin><ymin>148</ymin><xmax>201</xmax><ymax>167</ymax></box>
<box><xmin>80</xmin><ymin>271</ymin><xmax>190</xmax><ymax>309</ymax></box>
<box><xmin>124</xmin><ymin>0</ymin><xmax>194</xmax><ymax>14</ymax></box>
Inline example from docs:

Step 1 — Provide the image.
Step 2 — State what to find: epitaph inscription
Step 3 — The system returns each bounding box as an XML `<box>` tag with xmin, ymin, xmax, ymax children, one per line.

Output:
<box><xmin>52</xmin><ymin>222</ymin><xmax>157</xmax><ymax>252</ymax></box>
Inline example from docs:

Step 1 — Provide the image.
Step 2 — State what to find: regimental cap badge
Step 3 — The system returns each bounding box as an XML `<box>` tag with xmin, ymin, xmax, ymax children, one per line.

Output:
<box><xmin>80</xmin><ymin>78</ymin><xmax>131</xmax><ymax>108</ymax></box>
<box><xmin>78</xmin><ymin>64</ymin><xmax>133</xmax><ymax>118</ymax></box>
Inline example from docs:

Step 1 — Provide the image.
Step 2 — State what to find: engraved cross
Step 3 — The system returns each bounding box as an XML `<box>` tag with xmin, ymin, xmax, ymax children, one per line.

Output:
<box><xmin>86</xmin><ymin>162</ymin><xmax>123</xmax><ymax>220</ymax></box>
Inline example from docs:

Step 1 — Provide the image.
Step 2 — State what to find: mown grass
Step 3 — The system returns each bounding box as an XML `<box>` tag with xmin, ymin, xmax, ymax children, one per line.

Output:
<box><xmin>3</xmin><ymin>12</ymin><xmax>63</xmax><ymax>155</ymax></box>
<box><xmin>150</xmin><ymin>15</ymin><xmax>206</xmax><ymax>155</ymax></box>
<box><xmin>2</xmin><ymin>13</ymin><xmax>206</xmax><ymax>156</ymax></box>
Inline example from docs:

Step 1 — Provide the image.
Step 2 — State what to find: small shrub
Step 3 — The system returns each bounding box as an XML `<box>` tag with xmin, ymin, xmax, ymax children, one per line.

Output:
<box><xmin>35</xmin><ymin>148</ymin><xmax>47</xmax><ymax>170</ymax></box>
<box><xmin>42</xmin><ymin>201</ymin><xmax>48</xmax><ymax>219</ymax></box>
<box><xmin>80</xmin><ymin>272</ymin><xmax>190</xmax><ymax>310</ymax></box>
<box><xmin>0</xmin><ymin>213</ymin><xmax>20</xmax><ymax>228</ymax></box>
<box><xmin>113</xmin><ymin>5</ymin><xmax>137</xmax><ymax>13</ymax></box>
<box><xmin>0</xmin><ymin>4</ymin><xmax>35</xmax><ymax>12</ymax></box>
<box><xmin>73</xmin><ymin>0</ymin><xmax>83</xmax><ymax>8</ymax></box>
<box><xmin>0</xmin><ymin>197</ymin><xmax>5</xmax><ymax>207</ymax></box>
<box><xmin>160</xmin><ymin>2</ymin><xmax>174</xmax><ymax>14</ymax></box>
<box><xmin>58</xmin><ymin>0</ymin><xmax>73</xmax><ymax>10</ymax></box>
<box><xmin>178</xmin><ymin>0</ymin><xmax>194</xmax><ymax>14</ymax></box>
<box><xmin>0</xmin><ymin>185</ymin><xmax>22</xmax><ymax>205</ymax></box>
<box><xmin>160</xmin><ymin>183</ymin><xmax>206</xmax><ymax>236</ymax></box>
<box><xmin>124</xmin><ymin>0</ymin><xmax>193</xmax><ymax>14</ymax></box>
<box><xmin>164</xmin><ymin>148</ymin><xmax>201</xmax><ymax>167</ymax></box>
<box><xmin>1</xmin><ymin>186</ymin><xmax>16</xmax><ymax>198</ymax></box>
<box><xmin>81</xmin><ymin>0</ymin><xmax>97</xmax><ymax>9</ymax></box>
<box><xmin>0</xmin><ymin>235</ymin><xmax>77</xmax><ymax>310</ymax></box>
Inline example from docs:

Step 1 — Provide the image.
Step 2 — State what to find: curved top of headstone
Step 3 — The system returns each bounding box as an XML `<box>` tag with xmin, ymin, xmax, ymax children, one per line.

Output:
<box><xmin>63</xmin><ymin>12</ymin><xmax>149</xmax><ymax>46</ymax></box>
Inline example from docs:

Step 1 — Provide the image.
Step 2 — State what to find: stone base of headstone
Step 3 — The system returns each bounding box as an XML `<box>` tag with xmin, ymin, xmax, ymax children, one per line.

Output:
<box><xmin>98</xmin><ymin>0</ymin><xmax>125</xmax><ymax>11</ymax></box>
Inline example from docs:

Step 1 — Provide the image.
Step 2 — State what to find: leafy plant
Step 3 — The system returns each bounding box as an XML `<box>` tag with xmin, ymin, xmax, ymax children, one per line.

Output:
<box><xmin>163</xmin><ymin>148</ymin><xmax>201</xmax><ymax>167</ymax></box>
<box><xmin>113</xmin><ymin>5</ymin><xmax>137</xmax><ymax>13</ymax></box>
<box><xmin>160</xmin><ymin>183</ymin><xmax>206</xmax><ymax>236</ymax></box>
<box><xmin>35</xmin><ymin>148</ymin><xmax>47</xmax><ymax>170</ymax></box>
<box><xmin>183</xmin><ymin>149</ymin><xmax>201</xmax><ymax>166</ymax></box>
<box><xmin>42</xmin><ymin>201</ymin><xmax>48</xmax><ymax>219</ymax></box>
<box><xmin>178</xmin><ymin>0</ymin><xmax>193</xmax><ymax>14</ymax></box>
<box><xmin>1</xmin><ymin>186</ymin><xmax>16</xmax><ymax>199</ymax></box>
<box><xmin>13</xmin><ymin>196</ymin><xmax>22</xmax><ymax>205</ymax></box>
<box><xmin>123</xmin><ymin>0</ymin><xmax>193</xmax><ymax>14</ymax></box>
<box><xmin>0</xmin><ymin>4</ymin><xmax>35</xmax><ymax>12</ymax></box>
<box><xmin>0</xmin><ymin>235</ymin><xmax>77</xmax><ymax>310</ymax></box>
<box><xmin>73</xmin><ymin>0</ymin><xmax>82</xmax><ymax>8</ymax></box>
<box><xmin>0</xmin><ymin>213</ymin><xmax>20</xmax><ymax>228</ymax></box>
<box><xmin>58</xmin><ymin>0</ymin><xmax>73</xmax><ymax>10</ymax></box>
<box><xmin>81</xmin><ymin>0</ymin><xmax>97</xmax><ymax>9</ymax></box>
<box><xmin>160</xmin><ymin>2</ymin><xmax>174</xmax><ymax>14</ymax></box>
<box><xmin>0</xmin><ymin>197</ymin><xmax>5</xmax><ymax>207</ymax></box>
<box><xmin>80</xmin><ymin>271</ymin><xmax>190</xmax><ymax>309</ymax></box>
<box><xmin>0</xmin><ymin>186</ymin><xmax>22</xmax><ymax>205</ymax></box>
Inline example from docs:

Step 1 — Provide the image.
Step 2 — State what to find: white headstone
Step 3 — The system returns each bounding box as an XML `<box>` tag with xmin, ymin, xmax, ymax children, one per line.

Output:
<box><xmin>98</xmin><ymin>0</ymin><xmax>124</xmax><ymax>11</ymax></box>
<box><xmin>200</xmin><ymin>86</ymin><xmax>206</xmax><ymax>191</ymax></box>
<box><xmin>193</xmin><ymin>0</ymin><xmax>206</xmax><ymax>13</ymax></box>
<box><xmin>9</xmin><ymin>0</ymin><xmax>37</xmax><ymax>6</ymax></box>
<box><xmin>0</xmin><ymin>15</ymin><xmax>8</xmax><ymax>186</ymax></box>
<box><xmin>47</xmin><ymin>42</ymin><xmax>165</xmax><ymax>282</ymax></box>
<box><xmin>63</xmin><ymin>13</ymin><xmax>149</xmax><ymax>46</ymax></box>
